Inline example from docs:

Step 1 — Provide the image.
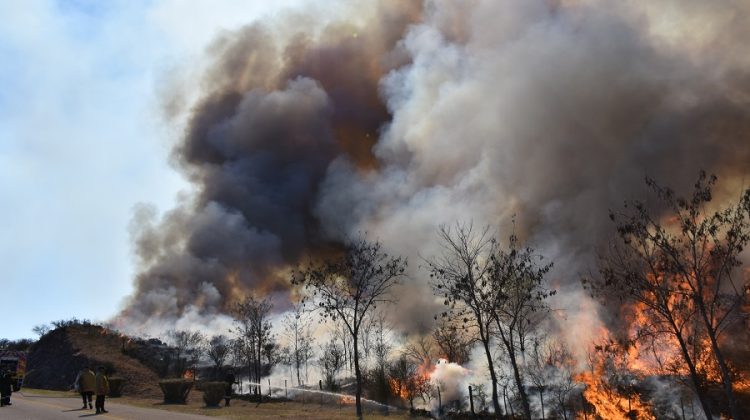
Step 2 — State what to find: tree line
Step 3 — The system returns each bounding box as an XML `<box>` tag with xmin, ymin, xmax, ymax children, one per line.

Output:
<box><xmin>9</xmin><ymin>171</ymin><xmax>749</xmax><ymax>419</ymax></box>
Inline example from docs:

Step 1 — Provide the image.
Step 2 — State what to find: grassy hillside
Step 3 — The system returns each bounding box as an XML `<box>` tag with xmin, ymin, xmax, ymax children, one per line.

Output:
<box><xmin>25</xmin><ymin>324</ymin><xmax>161</xmax><ymax>398</ymax></box>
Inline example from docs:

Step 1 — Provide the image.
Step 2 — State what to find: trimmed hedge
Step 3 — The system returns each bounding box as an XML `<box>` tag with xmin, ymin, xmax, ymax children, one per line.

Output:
<box><xmin>108</xmin><ymin>377</ymin><xmax>124</xmax><ymax>397</ymax></box>
<box><xmin>158</xmin><ymin>379</ymin><xmax>193</xmax><ymax>404</ymax></box>
<box><xmin>202</xmin><ymin>382</ymin><xmax>227</xmax><ymax>407</ymax></box>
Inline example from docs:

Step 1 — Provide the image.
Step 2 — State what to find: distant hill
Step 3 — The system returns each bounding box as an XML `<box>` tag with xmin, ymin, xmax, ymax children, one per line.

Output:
<box><xmin>25</xmin><ymin>324</ymin><xmax>161</xmax><ymax>398</ymax></box>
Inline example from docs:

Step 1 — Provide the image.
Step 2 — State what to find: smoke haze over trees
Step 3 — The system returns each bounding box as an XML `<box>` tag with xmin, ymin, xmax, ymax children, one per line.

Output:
<box><xmin>118</xmin><ymin>1</ymin><xmax>750</xmax><ymax>343</ymax></box>
<box><xmin>104</xmin><ymin>3</ymin><xmax>750</xmax><ymax>417</ymax></box>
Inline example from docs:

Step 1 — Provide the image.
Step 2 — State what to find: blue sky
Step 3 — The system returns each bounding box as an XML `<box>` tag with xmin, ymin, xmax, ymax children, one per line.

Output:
<box><xmin>0</xmin><ymin>0</ymin><xmax>306</xmax><ymax>339</ymax></box>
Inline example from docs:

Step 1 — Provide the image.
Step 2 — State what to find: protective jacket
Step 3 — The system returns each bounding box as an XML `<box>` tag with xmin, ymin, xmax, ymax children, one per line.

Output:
<box><xmin>95</xmin><ymin>372</ymin><xmax>109</xmax><ymax>396</ymax></box>
<box><xmin>79</xmin><ymin>369</ymin><xmax>96</xmax><ymax>393</ymax></box>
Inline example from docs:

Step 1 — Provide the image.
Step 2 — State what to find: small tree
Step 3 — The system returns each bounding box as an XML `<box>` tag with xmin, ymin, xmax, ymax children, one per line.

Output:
<box><xmin>292</xmin><ymin>237</ymin><xmax>407</xmax><ymax>418</ymax></box>
<box><xmin>428</xmin><ymin>223</ymin><xmax>502</xmax><ymax>413</ymax></box>
<box><xmin>432</xmin><ymin>318</ymin><xmax>472</xmax><ymax>365</ymax></box>
<box><xmin>389</xmin><ymin>354</ymin><xmax>430</xmax><ymax>412</ymax></box>
<box><xmin>281</xmin><ymin>303</ymin><xmax>314</xmax><ymax>386</ymax></box>
<box><xmin>233</xmin><ymin>294</ymin><xmax>274</xmax><ymax>396</ymax></box>
<box><xmin>369</xmin><ymin>314</ymin><xmax>393</xmax><ymax>405</ymax></box>
<box><xmin>207</xmin><ymin>335</ymin><xmax>230</xmax><ymax>378</ymax></box>
<box><xmin>320</xmin><ymin>339</ymin><xmax>345</xmax><ymax>390</ymax></box>
<box><xmin>167</xmin><ymin>330</ymin><xmax>205</xmax><ymax>378</ymax></box>
<box><xmin>489</xmin><ymin>231</ymin><xmax>554</xmax><ymax>420</ymax></box>
<box><xmin>32</xmin><ymin>324</ymin><xmax>51</xmax><ymax>338</ymax></box>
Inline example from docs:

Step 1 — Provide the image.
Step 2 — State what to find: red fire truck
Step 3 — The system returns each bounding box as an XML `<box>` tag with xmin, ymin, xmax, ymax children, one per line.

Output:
<box><xmin>0</xmin><ymin>351</ymin><xmax>27</xmax><ymax>391</ymax></box>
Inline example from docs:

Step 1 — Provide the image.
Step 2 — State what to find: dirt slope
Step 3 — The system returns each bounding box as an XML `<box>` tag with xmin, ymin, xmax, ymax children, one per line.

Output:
<box><xmin>25</xmin><ymin>324</ymin><xmax>161</xmax><ymax>398</ymax></box>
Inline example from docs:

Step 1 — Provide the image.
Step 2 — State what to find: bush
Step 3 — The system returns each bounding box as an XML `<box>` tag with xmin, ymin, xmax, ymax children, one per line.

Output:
<box><xmin>158</xmin><ymin>379</ymin><xmax>193</xmax><ymax>403</ymax></box>
<box><xmin>202</xmin><ymin>382</ymin><xmax>227</xmax><ymax>407</ymax></box>
<box><xmin>108</xmin><ymin>378</ymin><xmax>124</xmax><ymax>397</ymax></box>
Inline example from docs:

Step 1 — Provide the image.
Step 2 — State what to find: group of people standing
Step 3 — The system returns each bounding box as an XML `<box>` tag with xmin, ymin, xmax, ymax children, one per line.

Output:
<box><xmin>74</xmin><ymin>366</ymin><xmax>110</xmax><ymax>414</ymax></box>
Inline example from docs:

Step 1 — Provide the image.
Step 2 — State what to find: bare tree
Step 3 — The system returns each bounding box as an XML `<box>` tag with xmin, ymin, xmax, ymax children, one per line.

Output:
<box><xmin>527</xmin><ymin>338</ymin><xmax>579</xmax><ymax>420</ymax></box>
<box><xmin>281</xmin><ymin>303</ymin><xmax>314</xmax><ymax>386</ymax></box>
<box><xmin>320</xmin><ymin>338</ymin><xmax>345</xmax><ymax>390</ymax></box>
<box><xmin>370</xmin><ymin>314</ymin><xmax>394</xmax><ymax>405</ymax></box>
<box><xmin>403</xmin><ymin>334</ymin><xmax>436</xmax><ymax>370</ymax></box>
<box><xmin>232</xmin><ymin>294</ymin><xmax>274</xmax><ymax>396</ymax></box>
<box><xmin>292</xmin><ymin>237</ymin><xmax>407</xmax><ymax>418</ymax></box>
<box><xmin>332</xmin><ymin>318</ymin><xmax>355</xmax><ymax>376</ymax></box>
<box><xmin>489</xmin><ymin>231</ymin><xmax>554</xmax><ymax>419</ymax></box>
<box><xmin>585</xmin><ymin>171</ymin><xmax>750</xmax><ymax>420</ymax></box>
<box><xmin>207</xmin><ymin>335</ymin><xmax>230</xmax><ymax>378</ymax></box>
<box><xmin>167</xmin><ymin>330</ymin><xmax>205</xmax><ymax>378</ymax></box>
<box><xmin>32</xmin><ymin>324</ymin><xmax>50</xmax><ymax>338</ymax></box>
<box><xmin>432</xmin><ymin>318</ymin><xmax>472</xmax><ymax>365</ymax></box>
<box><xmin>428</xmin><ymin>222</ymin><xmax>502</xmax><ymax>413</ymax></box>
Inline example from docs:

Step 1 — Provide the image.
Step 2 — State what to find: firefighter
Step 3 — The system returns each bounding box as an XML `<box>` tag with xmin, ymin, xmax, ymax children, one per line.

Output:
<box><xmin>77</xmin><ymin>366</ymin><xmax>96</xmax><ymax>409</ymax></box>
<box><xmin>0</xmin><ymin>370</ymin><xmax>12</xmax><ymax>406</ymax></box>
<box><xmin>224</xmin><ymin>368</ymin><xmax>236</xmax><ymax>407</ymax></box>
<box><xmin>94</xmin><ymin>366</ymin><xmax>110</xmax><ymax>414</ymax></box>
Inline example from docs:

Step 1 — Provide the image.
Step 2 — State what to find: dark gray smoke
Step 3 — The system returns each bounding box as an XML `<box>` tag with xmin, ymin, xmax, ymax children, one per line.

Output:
<box><xmin>119</xmin><ymin>1</ymin><xmax>422</xmax><ymax>328</ymax></box>
<box><xmin>120</xmin><ymin>0</ymin><xmax>750</xmax><ymax>338</ymax></box>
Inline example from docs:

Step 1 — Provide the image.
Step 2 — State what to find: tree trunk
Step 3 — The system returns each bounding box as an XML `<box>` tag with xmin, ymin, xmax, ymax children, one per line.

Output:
<box><xmin>698</xmin><ymin>306</ymin><xmax>742</xmax><ymax>420</ymax></box>
<box><xmin>673</xmin><ymin>328</ymin><xmax>713</xmax><ymax>419</ymax></box>
<box><xmin>539</xmin><ymin>388</ymin><xmax>545</xmax><ymax>420</ymax></box>
<box><xmin>500</xmin><ymin>328</ymin><xmax>532</xmax><ymax>420</ymax></box>
<box><xmin>480</xmin><ymin>334</ymin><xmax>502</xmax><ymax>414</ymax></box>
<box><xmin>354</xmin><ymin>335</ymin><xmax>363</xmax><ymax>418</ymax></box>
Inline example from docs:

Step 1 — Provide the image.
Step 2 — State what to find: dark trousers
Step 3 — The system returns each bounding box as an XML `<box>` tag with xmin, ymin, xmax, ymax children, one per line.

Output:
<box><xmin>81</xmin><ymin>391</ymin><xmax>93</xmax><ymax>407</ymax></box>
<box><xmin>95</xmin><ymin>395</ymin><xmax>106</xmax><ymax>411</ymax></box>
<box><xmin>1</xmin><ymin>393</ymin><xmax>10</xmax><ymax>406</ymax></box>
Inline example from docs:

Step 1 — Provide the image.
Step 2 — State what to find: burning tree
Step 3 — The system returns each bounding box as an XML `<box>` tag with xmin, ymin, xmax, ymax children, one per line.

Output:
<box><xmin>389</xmin><ymin>353</ymin><xmax>431</xmax><ymax>412</ymax></box>
<box><xmin>291</xmin><ymin>237</ymin><xmax>407</xmax><ymax>418</ymax></box>
<box><xmin>586</xmin><ymin>171</ymin><xmax>750</xmax><ymax>419</ymax></box>
<box><xmin>428</xmin><ymin>223</ymin><xmax>502</xmax><ymax>414</ymax></box>
<box><xmin>232</xmin><ymin>294</ymin><xmax>275</xmax><ymax>396</ymax></box>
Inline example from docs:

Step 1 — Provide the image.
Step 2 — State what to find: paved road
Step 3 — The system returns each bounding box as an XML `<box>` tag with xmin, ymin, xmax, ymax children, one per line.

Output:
<box><xmin>0</xmin><ymin>392</ymin><xmax>219</xmax><ymax>420</ymax></box>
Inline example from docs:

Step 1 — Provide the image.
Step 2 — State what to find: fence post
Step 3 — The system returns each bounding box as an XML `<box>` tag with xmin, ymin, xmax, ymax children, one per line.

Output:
<box><xmin>437</xmin><ymin>386</ymin><xmax>442</xmax><ymax>417</ymax></box>
<box><xmin>468</xmin><ymin>385</ymin><xmax>475</xmax><ymax>416</ymax></box>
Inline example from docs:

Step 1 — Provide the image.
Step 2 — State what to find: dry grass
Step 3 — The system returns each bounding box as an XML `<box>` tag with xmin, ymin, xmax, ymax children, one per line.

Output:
<box><xmin>67</xmin><ymin>326</ymin><xmax>162</xmax><ymax>398</ymax></box>
<box><xmin>117</xmin><ymin>397</ymin><xmax>411</xmax><ymax>419</ymax></box>
<box><xmin>20</xmin><ymin>388</ymin><xmax>77</xmax><ymax>398</ymax></box>
<box><xmin>22</xmin><ymin>388</ymin><xmax>411</xmax><ymax>418</ymax></box>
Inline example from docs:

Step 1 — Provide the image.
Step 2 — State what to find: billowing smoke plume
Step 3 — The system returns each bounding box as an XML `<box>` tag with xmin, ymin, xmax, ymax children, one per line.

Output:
<box><xmin>120</xmin><ymin>0</ymin><xmax>750</xmax><ymax>337</ymax></box>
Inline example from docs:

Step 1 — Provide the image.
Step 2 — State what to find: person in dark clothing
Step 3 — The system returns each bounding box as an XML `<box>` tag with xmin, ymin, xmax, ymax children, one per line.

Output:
<box><xmin>0</xmin><ymin>370</ymin><xmax>13</xmax><ymax>407</ymax></box>
<box><xmin>95</xmin><ymin>366</ymin><xmax>109</xmax><ymax>414</ymax></box>
<box><xmin>224</xmin><ymin>369</ymin><xmax>236</xmax><ymax>407</ymax></box>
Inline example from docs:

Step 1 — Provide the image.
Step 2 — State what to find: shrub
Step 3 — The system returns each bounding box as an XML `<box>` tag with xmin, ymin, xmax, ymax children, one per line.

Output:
<box><xmin>108</xmin><ymin>378</ymin><xmax>124</xmax><ymax>397</ymax></box>
<box><xmin>202</xmin><ymin>382</ymin><xmax>227</xmax><ymax>407</ymax></box>
<box><xmin>158</xmin><ymin>379</ymin><xmax>193</xmax><ymax>404</ymax></box>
